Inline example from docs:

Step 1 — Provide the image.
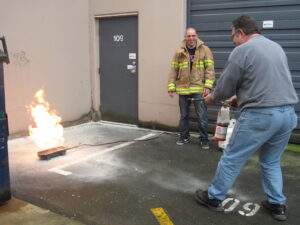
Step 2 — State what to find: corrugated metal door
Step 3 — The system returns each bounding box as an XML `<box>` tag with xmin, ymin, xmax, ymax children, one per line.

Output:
<box><xmin>187</xmin><ymin>0</ymin><xmax>300</xmax><ymax>143</ymax></box>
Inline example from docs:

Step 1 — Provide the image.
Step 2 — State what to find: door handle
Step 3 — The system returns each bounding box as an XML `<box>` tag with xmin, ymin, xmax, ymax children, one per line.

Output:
<box><xmin>127</xmin><ymin>62</ymin><xmax>137</xmax><ymax>74</ymax></box>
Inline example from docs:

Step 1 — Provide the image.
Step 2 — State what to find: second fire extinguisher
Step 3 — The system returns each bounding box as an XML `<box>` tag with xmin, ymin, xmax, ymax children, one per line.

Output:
<box><xmin>214</xmin><ymin>100</ymin><xmax>230</xmax><ymax>141</ymax></box>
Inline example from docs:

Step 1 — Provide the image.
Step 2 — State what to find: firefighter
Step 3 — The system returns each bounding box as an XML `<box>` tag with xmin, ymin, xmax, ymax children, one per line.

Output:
<box><xmin>167</xmin><ymin>28</ymin><xmax>215</xmax><ymax>149</ymax></box>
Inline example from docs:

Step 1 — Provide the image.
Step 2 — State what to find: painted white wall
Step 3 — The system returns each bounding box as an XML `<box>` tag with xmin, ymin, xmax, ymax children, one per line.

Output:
<box><xmin>89</xmin><ymin>0</ymin><xmax>186</xmax><ymax>128</ymax></box>
<box><xmin>0</xmin><ymin>0</ymin><xmax>91</xmax><ymax>133</ymax></box>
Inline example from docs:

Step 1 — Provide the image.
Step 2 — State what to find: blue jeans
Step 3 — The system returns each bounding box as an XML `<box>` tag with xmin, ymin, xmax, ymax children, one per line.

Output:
<box><xmin>208</xmin><ymin>105</ymin><xmax>297</xmax><ymax>204</ymax></box>
<box><xmin>179</xmin><ymin>94</ymin><xmax>208</xmax><ymax>141</ymax></box>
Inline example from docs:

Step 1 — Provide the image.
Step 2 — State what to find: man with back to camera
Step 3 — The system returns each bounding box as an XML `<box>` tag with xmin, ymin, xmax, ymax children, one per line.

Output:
<box><xmin>167</xmin><ymin>28</ymin><xmax>215</xmax><ymax>149</ymax></box>
<box><xmin>194</xmin><ymin>15</ymin><xmax>298</xmax><ymax>221</ymax></box>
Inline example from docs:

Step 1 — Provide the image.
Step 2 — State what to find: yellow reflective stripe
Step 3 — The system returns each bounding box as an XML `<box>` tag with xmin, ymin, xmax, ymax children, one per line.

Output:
<box><xmin>171</xmin><ymin>62</ymin><xmax>179</xmax><ymax>68</ymax></box>
<box><xmin>168</xmin><ymin>83</ymin><xmax>175</xmax><ymax>90</ymax></box>
<box><xmin>176</xmin><ymin>87</ymin><xmax>203</xmax><ymax>94</ymax></box>
<box><xmin>172</xmin><ymin>61</ymin><xmax>188</xmax><ymax>69</ymax></box>
<box><xmin>205</xmin><ymin>63</ymin><xmax>214</xmax><ymax>66</ymax></box>
<box><xmin>195</xmin><ymin>61</ymin><xmax>204</xmax><ymax>68</ymax></box>
<box><xmin>179</xmin><ymin>62</ymin><xmax>188</xmax><ymax>69</ymax></box>
<box><xmin>177</xmin><ymin>91</ymin><xmax>190</xmax><ymax>94</ymax></box>
<box><xmin>190</xmin><ymin>90</ymin><xmax>202</xmax><ymax>93</ymax></box>
<box><xmin>179</xmin><ymin>62</ymin><xmax>188</xmax><ymax>66</ymax></box>
<box><xmin>205</xmin><ymin>80</ymin><xmax>214</xmax><ymax>88</ymax></box>
<box><xmin>189</xmin><ymin>87</ymin><xmax>203</xmax><ymax>93</ymax></box>
<box><xmin>204</xmin><ymin>60</ymin><xmax>214</xmax><ymax>67</ymax></box>
<box><xmin>168</xmin><ymin>84</ymin><xmax>175</xmax><ymax>89</ymax></box>
<box><xmin>190</xmin><ymin>87</ymin><xmax>203</xmax><ymax>90</ymax></box>
<box><xmin>205</xmin><ymin>83</ymin><xmax>213</xmax><ymax>88</ymax></box>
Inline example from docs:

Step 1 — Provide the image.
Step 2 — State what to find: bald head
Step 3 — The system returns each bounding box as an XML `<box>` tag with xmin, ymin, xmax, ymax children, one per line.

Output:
<box><xmin>185</xmin><ymin>27</ymin><xmax>198</xmax><ymax>48</ymax></box>
<box><xmin>185</xmin><ymin>27</ymin><xmax>197</xmax><ymax>35</ymax></box>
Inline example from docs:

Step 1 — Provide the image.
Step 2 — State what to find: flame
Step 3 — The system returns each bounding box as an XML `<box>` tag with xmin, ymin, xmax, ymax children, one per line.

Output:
<box><xmin>28</xmin><ymin>89</ymin><xmax>64</xmax><ymax>149</ymax></box>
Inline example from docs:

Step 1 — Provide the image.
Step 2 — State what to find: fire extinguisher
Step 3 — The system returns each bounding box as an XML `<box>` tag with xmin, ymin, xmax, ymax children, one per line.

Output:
<box><xmin>218</xmin><ymin>118</ymin><xmax>236</xmax><ymax>150</ymax></box>
<box><xmin>214</xmin><ymin>100</ymin><xmax>230</xmax><ymax>141</ymax></box>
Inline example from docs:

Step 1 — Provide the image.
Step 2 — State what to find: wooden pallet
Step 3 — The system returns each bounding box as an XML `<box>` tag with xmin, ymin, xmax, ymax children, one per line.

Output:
<box><xmin>37</xmin><ymin>146</ymin><xmax>68</xmax><ymax>160</ymax></box>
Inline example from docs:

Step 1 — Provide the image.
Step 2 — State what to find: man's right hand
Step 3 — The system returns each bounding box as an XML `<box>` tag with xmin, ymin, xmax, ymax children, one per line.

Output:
<box><xmin>168</xmin><ymin>91</ymin><xmax>174</xmax><ymax>98</ymax></box>
<box><xmin>229</xmin><ymin>95</ymin><xmax>238</xmax><ymax>107</ymax></box>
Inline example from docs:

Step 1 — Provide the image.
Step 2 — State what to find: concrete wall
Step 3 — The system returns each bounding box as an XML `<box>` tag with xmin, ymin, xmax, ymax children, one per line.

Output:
<box><xmin>89</xmin><ymin>0</ymin><xmax>186</xmax><ymax>128</ymax></box>
<box><xmin>0</xmin><ymin>0</ymin><xmax>91</xmax><ymax>133</ymax></box>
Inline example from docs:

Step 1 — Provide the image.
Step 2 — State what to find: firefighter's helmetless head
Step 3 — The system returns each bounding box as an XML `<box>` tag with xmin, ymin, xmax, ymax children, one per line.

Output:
<box><xmin>185</xmin><ymin>28</ymin><xmax>197</xmax><ymax>48</ymax></box>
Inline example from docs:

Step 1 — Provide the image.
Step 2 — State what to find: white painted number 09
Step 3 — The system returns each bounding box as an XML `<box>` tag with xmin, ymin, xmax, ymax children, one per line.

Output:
<box><xmin>113</xmin><ymin>35</ymin><xmax>124</xmax><ymax>42</ymax></box>
<box><xmin>222</xmin><ymin>198</ymin><xmax>260</xmax><ymax>216</ymax></box>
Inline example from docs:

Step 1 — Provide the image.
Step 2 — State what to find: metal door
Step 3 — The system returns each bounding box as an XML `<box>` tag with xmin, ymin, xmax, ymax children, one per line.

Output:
<box><xmin>99</xmin><ymin>16</ymin><xmax>138</xmax><ymax>124</ymax></box>
<box><xmin>187</xmin><ymin>0</ymin><xmax>300</xmax><ymax>143</ymax></box>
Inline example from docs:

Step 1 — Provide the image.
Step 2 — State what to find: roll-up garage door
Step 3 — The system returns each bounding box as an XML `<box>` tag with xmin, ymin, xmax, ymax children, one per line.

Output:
<box><xmin>187</xmin><ymin>0</ymin><xmax>300</xmax><ymax>143</ymax></box>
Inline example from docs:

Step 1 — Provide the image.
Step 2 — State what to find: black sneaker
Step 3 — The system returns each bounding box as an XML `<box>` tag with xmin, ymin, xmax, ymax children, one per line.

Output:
<box><xmin>194</xmin><ymin>189</ymin><xmax>224</xmax><ymax>212</ymax></box>
<box><xmin>176</xmin><ymin>136</ymin><xmax>190</xmax><ymax>145</ymax></box>
<box><xmin>200</xmin><ymin>140</ymin><xmax>210</xmax><ymax>150</ymax></box>
<box><xmin>261</xmin><ymin>200</ymin><xmax>287</xmax><ymax>221</ymax></box>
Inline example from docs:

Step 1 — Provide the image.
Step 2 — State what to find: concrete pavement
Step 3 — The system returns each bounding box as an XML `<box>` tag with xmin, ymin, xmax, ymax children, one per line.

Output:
<box><xmin>1</xmin><ymin>121</ymin><xmax>300</xmax><ymax>225</ymax></box>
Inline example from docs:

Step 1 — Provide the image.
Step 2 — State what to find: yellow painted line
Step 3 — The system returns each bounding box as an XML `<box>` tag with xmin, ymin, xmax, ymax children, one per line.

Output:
<box><xmin>151</xmin><ymin>208</ymin><xmax>175</xmax><ymax>225</ymax></box>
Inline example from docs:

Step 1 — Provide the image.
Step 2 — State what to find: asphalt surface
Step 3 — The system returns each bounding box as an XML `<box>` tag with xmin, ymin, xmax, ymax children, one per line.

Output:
<box><xmin>7</xmin><ymin>121</ymin><xmax>300</xmax><ymax>225</ymax></box>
